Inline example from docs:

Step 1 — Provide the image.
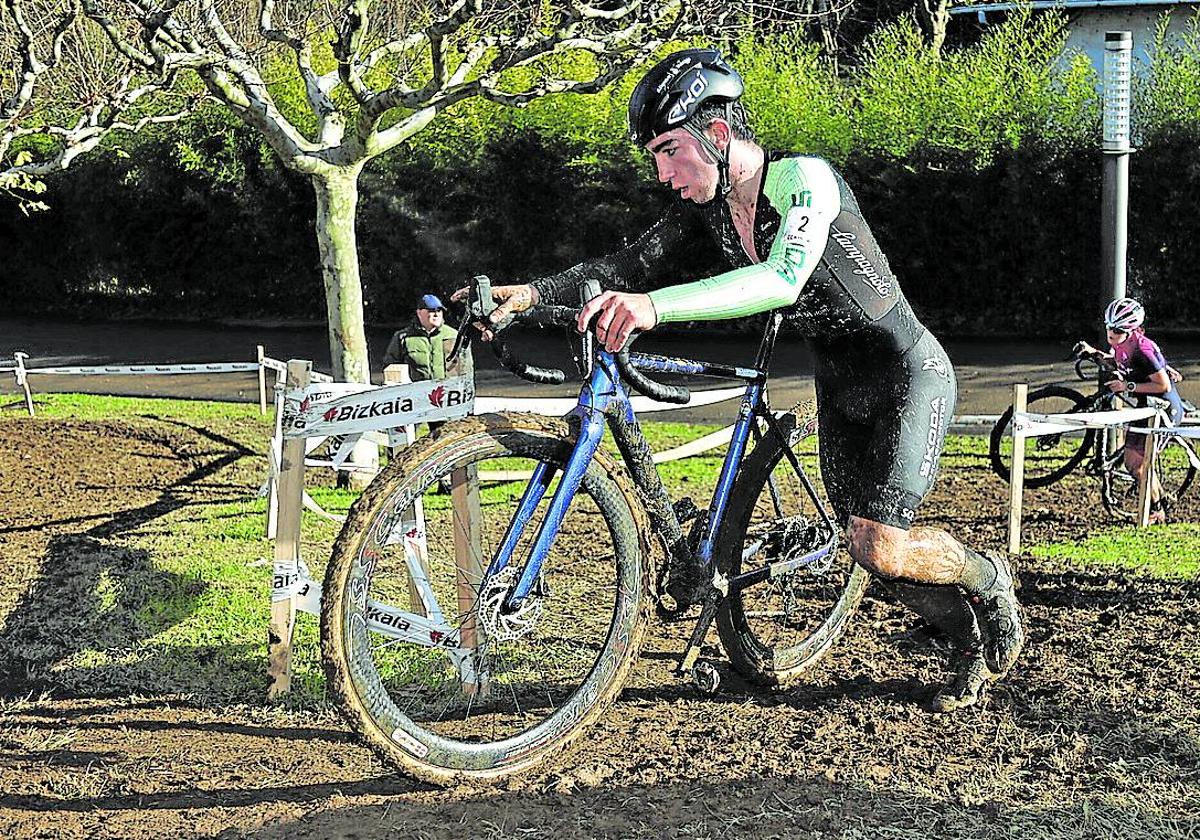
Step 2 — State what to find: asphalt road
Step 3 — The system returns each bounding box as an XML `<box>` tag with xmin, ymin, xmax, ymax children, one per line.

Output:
<box><xmin>3</xmin><ymin>316</ymin><xmax>1199</xmax><ymax>429</ymax></box>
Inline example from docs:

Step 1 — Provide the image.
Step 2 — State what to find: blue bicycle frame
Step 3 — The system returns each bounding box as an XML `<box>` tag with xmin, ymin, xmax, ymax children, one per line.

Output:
<box><xmin>483</xmin><ymin>312</ymin><xmax>838</xmax><ymax>633</ymax></box>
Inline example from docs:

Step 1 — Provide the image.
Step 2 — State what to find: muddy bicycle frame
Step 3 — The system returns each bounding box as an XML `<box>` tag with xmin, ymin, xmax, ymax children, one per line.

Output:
<box><xmin>479</xmin><ymin>309</ymin><xmax>838</xmax><ymax>672</ymax></box>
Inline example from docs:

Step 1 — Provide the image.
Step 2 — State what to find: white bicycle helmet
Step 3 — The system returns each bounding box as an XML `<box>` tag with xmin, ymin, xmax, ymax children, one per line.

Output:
<box><xmin>1104</xmin><ymin>297</ymin><xmax>1145</xmax><ymax>331</ymax></box>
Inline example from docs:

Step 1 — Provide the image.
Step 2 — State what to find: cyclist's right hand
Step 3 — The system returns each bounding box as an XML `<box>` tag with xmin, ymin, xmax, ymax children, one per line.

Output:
<box><xmin>1073</xmin><ymin>340</ymin><xmax>1099</xmax><ymax>359</ymax></box>
<box><xmin>450</xmin><ymin>283</ymin><xmax>541</xmax><ymax>339</ymax></box>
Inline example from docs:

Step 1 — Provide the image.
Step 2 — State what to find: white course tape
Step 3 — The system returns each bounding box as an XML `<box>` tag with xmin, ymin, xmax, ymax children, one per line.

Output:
<box><xmin>25</xmin><ymin>361</ymin><xmax>262</xmax><ymax>376</ymax></box>
<box><xmin>474</xmin><ymin>385</ymin><xmax>743</xmax><ymax>416</ymax></box>
<box><xmin>1130</xmin><ymin>424</ymin><xmax>1200</xmax><ymax>440</ymax></box>
<box><xmin>1014</xmin><ymin>407</ymin><xmax>1157</xmax><ymax>438</ymax></box>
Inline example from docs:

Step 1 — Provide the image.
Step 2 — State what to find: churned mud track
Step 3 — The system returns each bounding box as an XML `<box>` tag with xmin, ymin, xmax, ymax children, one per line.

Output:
<box><xmin>0</xmin><ymin>417</ymin><xmax>1198</xmax><ymax>839</ymax></box>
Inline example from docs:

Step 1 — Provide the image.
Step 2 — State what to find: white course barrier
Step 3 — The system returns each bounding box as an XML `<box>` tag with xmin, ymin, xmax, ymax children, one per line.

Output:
<box><xmin>3</xmin><ymin>346</ymin><xmax>331</xmax><ymax>416</ymax></box>
<box><xmin>1005</xmin><ymin>382</ymin><xmax>1180</xmax><ymax>553</ymax></box>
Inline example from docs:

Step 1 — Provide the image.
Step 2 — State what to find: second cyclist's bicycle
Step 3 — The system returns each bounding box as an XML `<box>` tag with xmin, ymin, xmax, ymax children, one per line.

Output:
<box><xmin>319</xmin><ymin>277</ymin><xmax>866</xmax><ymax>784</ymax></box>
<box><xmin>989</xmin><ymin>350</ymin><xmax>1198</xmax><ymax>519</ymax></box>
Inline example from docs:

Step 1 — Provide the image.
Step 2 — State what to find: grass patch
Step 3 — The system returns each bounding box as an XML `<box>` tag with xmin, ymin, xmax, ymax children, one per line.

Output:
<box><xmin>21</xmin><ymin>392</ymin><xmax>262</xmax><ymax>423</ymax></box>
<box><xmin>1030</xmin><ymin>522</ymin><xmax>1200</xmax><ymax>578</ymax></box>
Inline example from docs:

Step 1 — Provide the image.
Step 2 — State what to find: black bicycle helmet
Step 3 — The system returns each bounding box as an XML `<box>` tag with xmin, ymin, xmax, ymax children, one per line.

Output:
<box><xmin>627</xmin><ymin>48</ymin><xmax>744</xmax><ymax>147</ymax></box>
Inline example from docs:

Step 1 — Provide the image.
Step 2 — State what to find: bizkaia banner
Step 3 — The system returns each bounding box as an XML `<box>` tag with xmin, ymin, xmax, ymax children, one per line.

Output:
<box><xmin>282</xmin><ymin>376</ymin><xmax>474</xmax><ymax>438</ymax></box>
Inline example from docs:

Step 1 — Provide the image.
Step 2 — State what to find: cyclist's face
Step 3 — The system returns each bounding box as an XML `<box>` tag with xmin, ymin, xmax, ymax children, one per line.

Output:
<box><xmin>1106</xmin><ymin>327</ymin><xmax>1129</xmax><ymax>347</ymax></box>
<box><xmin>646</xmin><ymin>128</ymin><xmax>718</xmax><ymax>204</ymax></box>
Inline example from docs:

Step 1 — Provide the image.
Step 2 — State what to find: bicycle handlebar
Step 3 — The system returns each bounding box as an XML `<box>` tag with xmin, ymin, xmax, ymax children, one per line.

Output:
<box><xmin>452</xmin><ymin>275</ymin><xmax>692</xmax><ymax>403</ymax></box>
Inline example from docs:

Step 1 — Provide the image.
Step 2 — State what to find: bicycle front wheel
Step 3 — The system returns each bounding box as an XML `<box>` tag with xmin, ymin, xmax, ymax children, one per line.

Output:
<box><xmin>1102</xmin><ymin>435</ymin><xmax>1198</xmax><ymax>520</ymax></box>
<box><xmin>1158</xmin><ymin>436</ymin><xmax>1198</xmax><ymax>512</ymax></box>
<box><xmin>321</xmin><ymin>412</ymin><xmax>652</xmax><ymax>785</ymax></box>
<box><xmin>989</xmin><ymin>385</ymin><xmax>1094</xmax><ymax>488</ymax></box>
<box><xmin>715</xmin><ymin>409</ymin><xmax>868</xmax><ymax>685</ymax></box>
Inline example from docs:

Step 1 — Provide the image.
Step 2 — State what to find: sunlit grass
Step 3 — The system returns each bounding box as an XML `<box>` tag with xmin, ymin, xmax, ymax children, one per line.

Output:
<box><xmin>1030</xmin><ymin>523</ymin><xmax>1200</xmax><ymax>578</ymax></box>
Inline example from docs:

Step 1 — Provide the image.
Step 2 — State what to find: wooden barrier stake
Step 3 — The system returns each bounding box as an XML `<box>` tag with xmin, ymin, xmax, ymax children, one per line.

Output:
<box><xmin>1136</xmin><ymin>412</ymin><xmax>1161</xmax><ymax>527</ymax></box>
<box><xmin>268</xmin><ymin>359</ymin><xmax>310</xmax><ymax>699</ymax></box>
<box><xmin>265</xmin><ymin>366</ymin><xmax>285</xmax><ymax>540</ymax></box>
<box><xmin>1007</xmin><ymin>384</ymin><xmax>1028</xmax><ymax>556</ymax></box>
<box><xmin>15</xmin><ymin>352</ymin><xmax>34</xmax><ymax>417</ymax></box>
<box><xmin>256</xmin><ymin>345</ymin><xmax>268</xmax><ymax>415</ymax></box>
<box><xmin>452</xmin><ymin>463</ymin><xmax>485</xmax><ymax>695</ymax></box>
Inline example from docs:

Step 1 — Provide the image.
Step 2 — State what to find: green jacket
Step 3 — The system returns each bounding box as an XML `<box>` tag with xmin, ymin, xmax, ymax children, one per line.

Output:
<box><xmin>381</xmin><ymin>322</ymin><xmax>472</xmax><ymax>382</ymax></box>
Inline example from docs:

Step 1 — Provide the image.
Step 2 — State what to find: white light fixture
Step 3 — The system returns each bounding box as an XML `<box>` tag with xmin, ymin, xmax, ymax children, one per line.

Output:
<box><xmin>1103</xmin><ymin>31</ymin><xmax>1133</xmax><ymax>152</ymax></box>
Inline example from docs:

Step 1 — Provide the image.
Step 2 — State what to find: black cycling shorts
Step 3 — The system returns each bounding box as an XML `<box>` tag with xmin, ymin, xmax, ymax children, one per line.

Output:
<box><xmin>814</xmin><ymin>330</ymin><xmax>957</xmax><ymax>530</ymax></box>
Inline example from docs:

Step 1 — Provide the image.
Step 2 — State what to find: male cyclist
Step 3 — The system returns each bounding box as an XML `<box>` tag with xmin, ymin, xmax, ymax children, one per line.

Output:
<box><xmin>469</xmin><ymin>49</ymin><xmax>1024</xmax><ymax>711</ymax></box>
<box><xmin>1077</xmin><ymin>297</ymin><xmax>1185</xmax><ymax>523</ymax></box>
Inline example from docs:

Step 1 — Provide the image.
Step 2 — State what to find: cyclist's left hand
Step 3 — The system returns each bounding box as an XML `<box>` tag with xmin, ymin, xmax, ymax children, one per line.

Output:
<box><xmin>578</xmin><ymin>291</ymin><xmax>658</xmax><ymax>352</ymax></box>
<box><xmin>1107</xmin><ymin>375</ymin><xmax>1128</xmax><ymax>394</ymax></box>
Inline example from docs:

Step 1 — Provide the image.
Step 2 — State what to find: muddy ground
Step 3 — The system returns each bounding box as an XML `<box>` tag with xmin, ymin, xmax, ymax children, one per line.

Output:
<box><xmin>0</xmin><ymin>415</ymin><xmax>1198</xmax><ymax>839</ymax></box>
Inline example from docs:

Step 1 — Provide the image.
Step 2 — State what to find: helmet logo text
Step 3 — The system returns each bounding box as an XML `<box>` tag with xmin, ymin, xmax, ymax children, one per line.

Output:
<box><xmin>666</xmin><ymin>71</ymin><xmax>708</xmax><ymax>125</ymax></box>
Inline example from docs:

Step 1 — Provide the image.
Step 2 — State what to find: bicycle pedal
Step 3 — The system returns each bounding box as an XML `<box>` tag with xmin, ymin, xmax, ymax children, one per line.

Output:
<box><xmin>691</xmin><ymin>660</ymin><xmax>721</xmax><ymax>696</ymax></box>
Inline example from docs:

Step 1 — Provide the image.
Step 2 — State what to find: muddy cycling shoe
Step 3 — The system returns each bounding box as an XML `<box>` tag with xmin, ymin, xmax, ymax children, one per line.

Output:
<box><xmin>964</xmin><ymin>550</ymin><xmax>1025</xmax><ymax>676</ymax></box>
<box><xmin>930</xmin><ymin>649</ymin><xmax>995</xmax><ymax>713</ymax></box>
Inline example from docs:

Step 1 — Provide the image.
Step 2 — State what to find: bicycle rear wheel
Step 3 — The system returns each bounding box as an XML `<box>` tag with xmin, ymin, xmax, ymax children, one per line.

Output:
<box><xmin>715</xmin><ymin>409</ymin><xmax>868</xmax><ymax>685</ymax></box>
<box><xmin>321</xmin><ymin>413</ymin><xmax>651</xmax><ymax>785</ymax></box>
<box><xmin>989</xmin><ymin>385</ymin><xmax>1095</xmax><ymax>488</ymax></box>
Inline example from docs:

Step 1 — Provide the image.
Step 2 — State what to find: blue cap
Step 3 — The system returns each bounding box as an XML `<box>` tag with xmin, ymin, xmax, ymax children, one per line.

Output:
<box><xmin>419</xmin><ymin>293</ymin><xmax>445</xmax><ymax>311</ymax></box>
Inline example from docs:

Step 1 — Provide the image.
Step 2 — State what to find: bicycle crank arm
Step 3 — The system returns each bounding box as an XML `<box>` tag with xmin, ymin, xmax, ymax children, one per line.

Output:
<box><xmin>676</xmin><ymin>591</ymin><xmax>721</xmax><ymax>675</ymax></box>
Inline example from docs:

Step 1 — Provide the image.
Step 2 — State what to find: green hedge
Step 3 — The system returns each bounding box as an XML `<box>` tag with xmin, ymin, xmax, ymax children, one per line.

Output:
<box><xmin>4</xmin><ymin>12</ymin><xmax>1200</xmax><ymax>334</ymax></box>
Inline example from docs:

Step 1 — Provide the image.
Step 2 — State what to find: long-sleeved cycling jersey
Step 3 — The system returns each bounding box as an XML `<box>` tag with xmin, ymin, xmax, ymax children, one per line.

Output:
<box><xmin>531</xmin><ymin>152</ymin><xmax>952</xmax><ymax>529</ymax></box>
<box><xmin>531</xmin><ymin>153</ymin><xmax>926</xmax><ymax>362</ymax></box>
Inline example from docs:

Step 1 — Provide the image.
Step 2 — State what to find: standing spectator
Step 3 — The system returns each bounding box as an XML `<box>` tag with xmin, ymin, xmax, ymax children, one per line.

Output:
<box><xmin>382</xmin><ymin>293</ymin><xmax>472</xmax><ymax>383</ymax></box>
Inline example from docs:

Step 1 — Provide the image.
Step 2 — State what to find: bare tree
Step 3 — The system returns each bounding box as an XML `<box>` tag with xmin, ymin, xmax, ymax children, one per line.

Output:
<box><xmin>48</xmin><ymin>0</ymin><xmax>729</xmax><ymax>387</ymax></box>
<box><xmin>1</xmin><ymin>0</ymin><xmax>193</xmax><ymax>212</ymax></box>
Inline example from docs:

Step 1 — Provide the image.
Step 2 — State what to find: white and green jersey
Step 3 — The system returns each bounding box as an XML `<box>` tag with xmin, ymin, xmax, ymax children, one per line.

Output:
<box><xmin>531</xmin><ymin>153</ymin><xmax>924</xmax><ymax>359</ymax></box>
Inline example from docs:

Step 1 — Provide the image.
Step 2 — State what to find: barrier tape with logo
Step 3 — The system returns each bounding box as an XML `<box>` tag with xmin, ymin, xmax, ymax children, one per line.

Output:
<box><xmin>281</xmin><ymin>376</ymin><xmax>476</xmax><ymax>439</ymax></box>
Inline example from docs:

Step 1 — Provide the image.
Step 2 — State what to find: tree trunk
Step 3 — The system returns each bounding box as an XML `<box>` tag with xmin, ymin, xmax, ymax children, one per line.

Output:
<box><xmin>312</xmin><ymin>166</ymin><xmax>378</xmax><ymax>488</ymax></box>
<box><xmin>915</xmin><ymin>0</ymin><xmax>950</xmax><ymax>54</ymax></box>
<box><xmin>312</xmin><ymin>167</ymin><xmax>370</xmax><ymax>384</ymax></box>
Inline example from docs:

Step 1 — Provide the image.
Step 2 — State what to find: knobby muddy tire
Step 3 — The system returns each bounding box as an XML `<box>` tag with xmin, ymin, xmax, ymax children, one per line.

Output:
<box><xmin>989</xmin><ymin>386</ymin><xmax>1094</xmax><ymax>488</ymax></box>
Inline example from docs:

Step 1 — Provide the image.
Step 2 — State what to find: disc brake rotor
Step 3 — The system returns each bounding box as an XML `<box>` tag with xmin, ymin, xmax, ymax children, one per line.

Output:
<box><xmin>477</xmin><ymin>566</ymin><xmax>544</xmax><ymax>642</ymax></box>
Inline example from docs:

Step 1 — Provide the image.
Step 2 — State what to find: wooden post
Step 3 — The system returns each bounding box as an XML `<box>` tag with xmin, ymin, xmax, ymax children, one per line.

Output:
<box><xmin>453</xmin><ymin>463</ymin><xmax>485</xmax><ymax>694</ymax></box>
<box><xmin>268</xmin><ymin>359</ymin><xmax>310</xmax><ymax>699</ymax></box>
<box><xmin>14</xmin><ymin>352</ymin><xmax>34</xmax><ymax>417</ymax></box>
<box><xmin>1136</xmin><ymin>411</ymin><xmax>1161</xmax><ymax>527</ymax></box>
<box><xmin>385</xmin><ymin>364</ymin><xmax>432</xmax><ymax>615</ymax></box>
<box><xmin>256</xmin><ymin>345</ymin><xmax>268</xmax><ymax>415</ymax></box>
<box><xmin>1007</xmin><ymin>384</ymin><xmax>1029</xmax><ymax>556</ymax></box>
<box><xmin>265</xmin><ymin>367</ymin><xmax>286</xmax><ymax>540</ymax></box>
